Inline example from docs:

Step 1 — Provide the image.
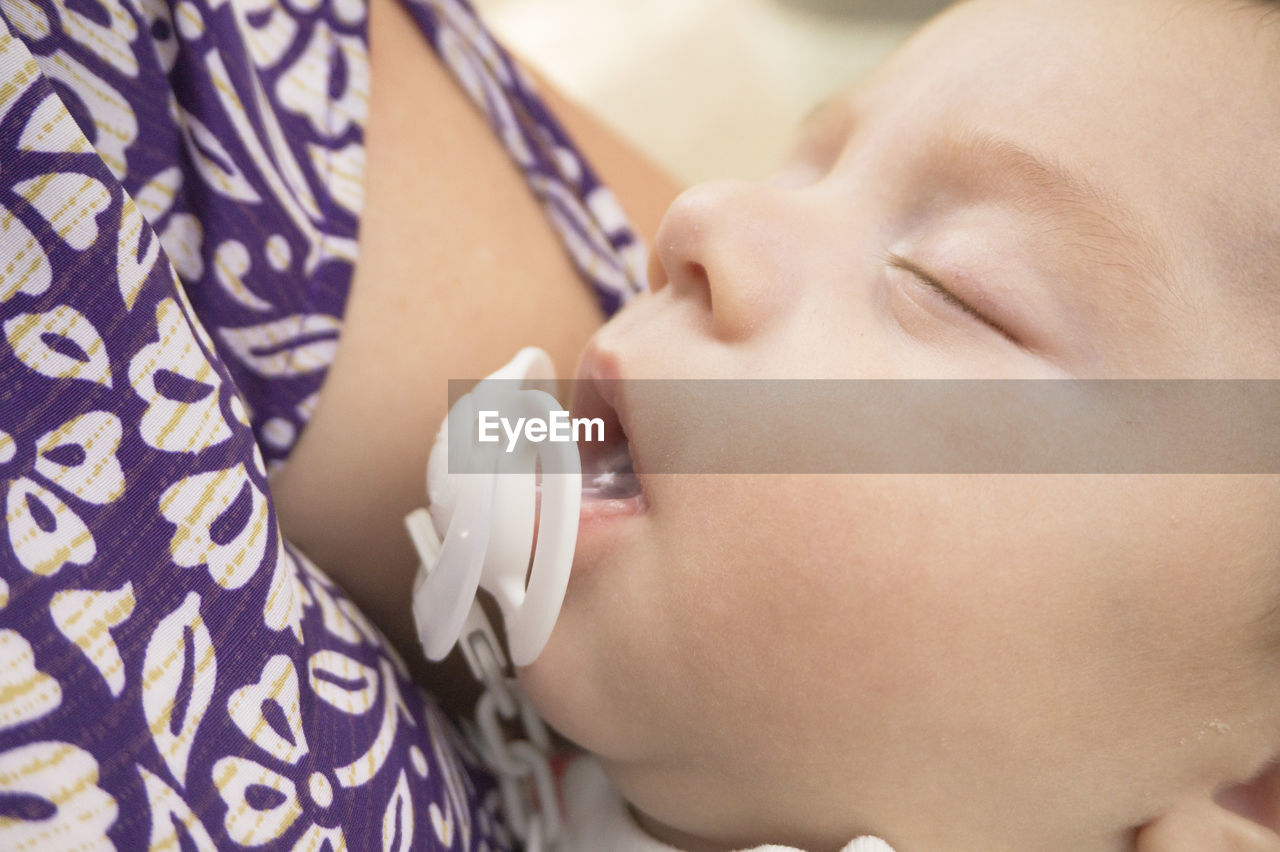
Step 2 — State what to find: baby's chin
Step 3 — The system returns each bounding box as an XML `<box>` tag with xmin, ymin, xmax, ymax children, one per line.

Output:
<box><xmin>515</xmin><ymin>643</ymin><xmax>638</xmax><ymax>768</ymax></box>
<box><xmin>513</xmin><ymin>583</ymin><xmax>634</xmax><ymax>758</ymax></box>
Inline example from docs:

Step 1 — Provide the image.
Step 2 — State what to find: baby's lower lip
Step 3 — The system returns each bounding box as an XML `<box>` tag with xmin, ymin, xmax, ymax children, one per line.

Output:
<box><xmin>571</xmin><ymin>489</ymin><xmax>646</xmax><ymax>579</ymax></box>
<box><xmin>531</xmin><ymin>483</ymin><xmax>644</xmax><ymax>557</ymax></box>
<box><xmin>579</xmin><ymin>491</ymin><xmax>646</xmax><ymax>526</ymax></box>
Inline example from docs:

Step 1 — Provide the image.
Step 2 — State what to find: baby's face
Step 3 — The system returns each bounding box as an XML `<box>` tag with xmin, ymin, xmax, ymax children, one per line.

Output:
<box><xmin>519</xmin><ymin>1</ymin><xmax>1280</xmax><ymax>850</ymax></box>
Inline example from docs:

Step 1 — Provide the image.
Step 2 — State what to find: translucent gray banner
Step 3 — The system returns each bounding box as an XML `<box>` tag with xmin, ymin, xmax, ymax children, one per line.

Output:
<box><xmin>446</xmin><ymin>379</ymin><xmax>1280</xmax><ymax>474</ymax></box>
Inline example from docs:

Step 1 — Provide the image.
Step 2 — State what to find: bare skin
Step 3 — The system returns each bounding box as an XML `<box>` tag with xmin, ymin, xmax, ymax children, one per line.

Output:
<box><xmin>267</xmin><ymin>0</ymin><xmax>679</xmax><ymax>716</ymax></box>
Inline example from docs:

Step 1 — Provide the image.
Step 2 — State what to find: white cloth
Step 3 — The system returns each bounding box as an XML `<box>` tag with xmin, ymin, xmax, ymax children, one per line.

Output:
<box><xmin>559</xmin><ymin>754</ymin><xmax>896</xmax><ymax>852</ymax></box>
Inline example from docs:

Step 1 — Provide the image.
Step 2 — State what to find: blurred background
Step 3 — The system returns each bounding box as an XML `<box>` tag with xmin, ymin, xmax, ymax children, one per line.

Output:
<box><xmin>469</xmin><ymin>0</ymin><xmax>952</xmax><ymax>183</ymax></box>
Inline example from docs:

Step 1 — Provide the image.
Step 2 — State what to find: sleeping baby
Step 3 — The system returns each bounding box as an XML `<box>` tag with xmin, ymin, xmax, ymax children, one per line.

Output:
<box><xmin>510</xmin><ymin>0</ymin><xmax>1280</xmax><ymax>850</ymax></box>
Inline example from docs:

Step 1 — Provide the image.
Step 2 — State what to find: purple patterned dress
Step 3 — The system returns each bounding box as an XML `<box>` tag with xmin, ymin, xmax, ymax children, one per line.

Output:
<box><xmin>0</xmin><ymin>0</ymin><xmax>647</xmax><ymax>845</ymax></box>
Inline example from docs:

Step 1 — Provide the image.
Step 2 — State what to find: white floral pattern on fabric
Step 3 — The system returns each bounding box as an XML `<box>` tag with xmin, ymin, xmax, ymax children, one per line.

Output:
<box><xmin>48</xmin><ymin>582</ymin><xmax>135</xmax><ymax>697</ymax></box>
<box><xmin>130</xmin><ymin>298</ymin><xmax>233</xmax><ymax>452</ymax></box>
<box><xmin>0</xmin><ymin>0</ymin><xmax>644</xmax><ymax>846</ymax></box>
<box><xmin>0</xmin><ymin>629</ymin><xmax>61</xmax><ymax>731</ymax></box>
<box><xmin>5</xmin><ymin>305</ymin><xmax>113</xmax><ymax>387</ymax></box>
<box><xmin>0</xmin><ymin>741</ymin><xmax>118</xmax><ymax>850</ymax></box>
<box><xmin>4</xmin><ymin>410</ymin><xmax>127</xmax><ymax>577</ymax></box>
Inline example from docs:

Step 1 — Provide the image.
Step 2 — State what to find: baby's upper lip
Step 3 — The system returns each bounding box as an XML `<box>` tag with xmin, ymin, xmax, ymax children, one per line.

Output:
<box><xmin>573</xmin><ymin>343</ymin><xmax>621</xmax><ymax>411</ymax></box>
<box><xmin>571</xmin><ymin>344</ymin><xmax>640</xmax><ymax>478</ymax></box>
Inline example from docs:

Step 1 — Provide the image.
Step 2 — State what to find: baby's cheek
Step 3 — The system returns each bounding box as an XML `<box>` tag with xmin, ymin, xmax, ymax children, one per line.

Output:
<box><xmin>706</xmin><ymin>478</ymin><xmax>1075</xmax><ymax>716</ymax></box>
<box><xmin>665</xmin><ymin>476</ymin><xmax>937</xmax><ymax>701</ymax></box>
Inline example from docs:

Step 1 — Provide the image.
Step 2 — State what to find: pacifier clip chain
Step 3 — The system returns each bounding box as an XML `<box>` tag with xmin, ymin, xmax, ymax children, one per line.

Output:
<box><xmin>406</xmin><ymin>347</ymin><xmax>581</xmax><ymax>851</ymax></box>
<box><xmin>406</xmin><ymin>508</ymin><xmax>563</xmax><ymax>850</ymax></box>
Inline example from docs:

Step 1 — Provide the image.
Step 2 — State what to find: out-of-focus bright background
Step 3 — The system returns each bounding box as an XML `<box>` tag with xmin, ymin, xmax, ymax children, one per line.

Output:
<box><xmin>469</xmin><ymin>0</ymin><xmax>952</xmax><ymax>182</ymax></box>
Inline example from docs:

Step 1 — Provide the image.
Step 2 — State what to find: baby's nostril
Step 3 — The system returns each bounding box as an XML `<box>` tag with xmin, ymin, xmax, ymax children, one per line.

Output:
<box><xmin>683</xmin><ymin>261</ymin><xmax>714</xmax><ymax>312</ymax></box>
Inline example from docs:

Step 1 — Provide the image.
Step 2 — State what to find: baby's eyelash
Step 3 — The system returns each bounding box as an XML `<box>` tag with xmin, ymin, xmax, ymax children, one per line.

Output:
<box><xmin>884</xmin><ymin>253</ymin><xmax>1020</xmax><ymax>346</ymax></box>
<box><xmin>888</xmin><ymin>254</ymin><xmax>980</xmax><ymax>319</ymax></box>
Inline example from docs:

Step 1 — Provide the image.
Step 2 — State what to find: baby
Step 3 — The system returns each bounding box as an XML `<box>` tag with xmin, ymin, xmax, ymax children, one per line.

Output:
<box><xmin>512</xmin><ymin>0</ymin><xmax>1280</xmax><ymax>850</ymax></box>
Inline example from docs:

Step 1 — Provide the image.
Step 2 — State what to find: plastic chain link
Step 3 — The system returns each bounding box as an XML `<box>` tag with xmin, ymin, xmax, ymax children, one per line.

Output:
<box><xmin>461</xmin><ymin>615</ymin><xmax>562</xmax><ymax>851</ymax></box>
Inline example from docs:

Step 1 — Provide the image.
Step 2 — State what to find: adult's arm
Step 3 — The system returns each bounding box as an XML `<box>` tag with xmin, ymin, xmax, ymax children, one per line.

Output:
<box><xmin>269</xmin><ymin>0</ymin><xmax>681</xmax><ymax>717</ymax></box>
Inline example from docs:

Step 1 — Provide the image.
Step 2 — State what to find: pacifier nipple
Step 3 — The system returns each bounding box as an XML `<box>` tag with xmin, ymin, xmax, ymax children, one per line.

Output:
<box><xmin>407</xmin><ymin>348</ymin><xmax>581</xmax><ymax>668</ymax></box>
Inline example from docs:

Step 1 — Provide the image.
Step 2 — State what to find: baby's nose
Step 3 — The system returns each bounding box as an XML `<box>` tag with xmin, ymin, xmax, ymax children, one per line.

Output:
<box><xmin>650</xmin><ymin>179</ymin><xmax>800</xmax><ymax>341</ymax></box>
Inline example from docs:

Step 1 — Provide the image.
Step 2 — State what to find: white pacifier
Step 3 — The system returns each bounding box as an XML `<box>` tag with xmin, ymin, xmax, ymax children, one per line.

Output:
<box><xmin>406</xmin><ymin>347</ymin><xmax>581</xmax><ymax>669</ymax></box>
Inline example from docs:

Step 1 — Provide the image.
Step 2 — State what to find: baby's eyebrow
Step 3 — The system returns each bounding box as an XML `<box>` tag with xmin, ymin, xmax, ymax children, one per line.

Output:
<box><xmin>928</xmin><ymin>125</ymin><xmax>1177</xmax><ymax>303</ymax></box>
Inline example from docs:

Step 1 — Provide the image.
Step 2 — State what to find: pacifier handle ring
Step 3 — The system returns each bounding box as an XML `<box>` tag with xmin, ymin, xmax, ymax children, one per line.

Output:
<box><xmin>504</xmin><ymin>397</ymin><xmax>581</xmax><ymax>666</ymax></box>
<box><xmin>415</xmin><ymin>470</ymin><xmax>496</xmax><ymax>661</ymax></box>
<box><xmin>413</xmin><ymin>347</ymin><xmax>581</xmax><ymax>667</ymax></box>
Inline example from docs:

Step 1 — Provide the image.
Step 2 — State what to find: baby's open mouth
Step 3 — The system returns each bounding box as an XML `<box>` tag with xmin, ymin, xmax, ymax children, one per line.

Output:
<box><xmin>569</xmin><ymin>362</ymin><xmax>644</xmax><ymax>505</ymax></box>
<box><xmin>582</xmin><ymin>441</ymin><xmax>640</xmax><ymax>500</ymax></box>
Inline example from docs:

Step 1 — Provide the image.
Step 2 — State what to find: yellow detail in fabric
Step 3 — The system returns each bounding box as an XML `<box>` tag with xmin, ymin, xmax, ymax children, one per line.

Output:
<box><xmin>158</xmin><ymin>465</ymin><xmax>270</xmax><ymax>589</ymax></box>
<box><xmin>4</xmin><ymin>305</ymin><xmax>112</xmax><ymax>386</ymax></box>
<box><xmin>0</xmin><ymin>629</ymin><xmax>62</xmax><ymax>731</ymax></box>
<box><xmin>5</xmin><ymin>477</ymin><xmax>96</xmax><ymax>575</ymax></box>
<box><xmin>141</xmin><ymin>593</ymin><xmax>215</xmax><ymax>788</ymax></box>
<box><xmin>49</xmin><ymin>584</ymin><xmax>135</xmax><ymax>697</ymax></box>
<box><xmin>35</xmin><ymin>411</ymin><xmax>126</xmax><ymax>503</ymax></box>
<box><xmin>0</xmin><ymin>204</ymin><xmax>52</xmax><ymax>303</ymax></box>
<box><xmin>13</xmin><ymin>172</ymin><xmax>111</xmax><ymax>250</ymax></box>
<box><xmin>0</xmin><ymin>33</ymin><xmax>40</xmax><ymax>120</ymax></box>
